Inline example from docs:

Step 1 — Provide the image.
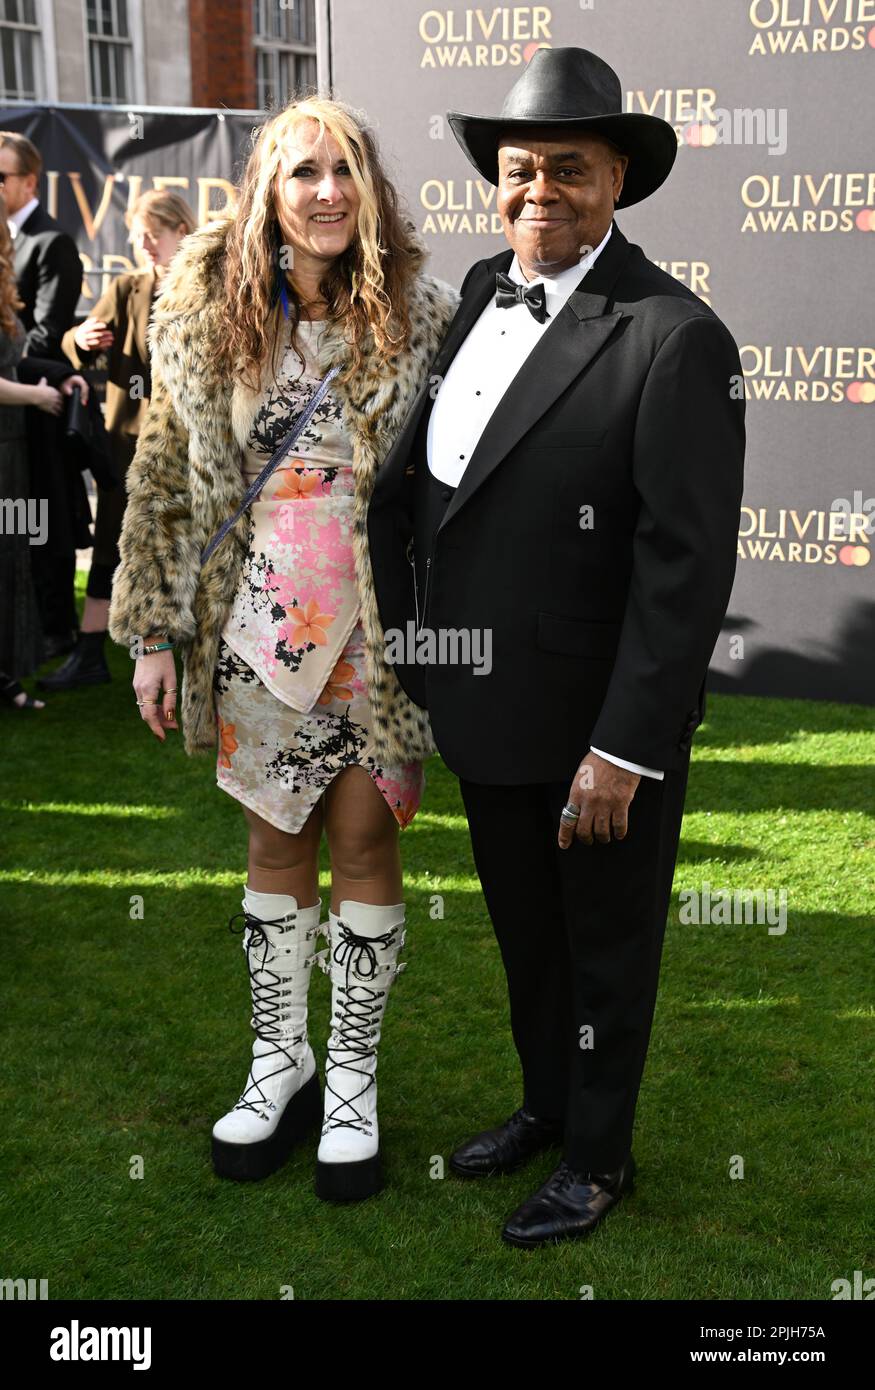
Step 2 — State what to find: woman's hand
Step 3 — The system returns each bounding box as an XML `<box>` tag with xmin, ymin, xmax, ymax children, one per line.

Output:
<box><xmin>60</xmin><ymin>373</ymin><xmax>90</xmax><ymax>406</ymax></box>
<box><xmin>73</xmin><ymin>317</ymin><xmax>114</xmax><ymax>352</ymax></box>
<box><xmin>133</xmin><ymin>649</ymin><xmax>178</xmax><ymax>741</ymax></box>
<box><xmin>30</xmin><ymin>377</ymin><xmax>64</xmax><ymax>416</ymax></box>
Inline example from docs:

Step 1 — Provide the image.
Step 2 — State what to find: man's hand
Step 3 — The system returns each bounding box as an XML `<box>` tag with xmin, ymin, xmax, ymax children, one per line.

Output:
<box><xmin>558</xmin><ymin>751</ymin><xmax>641</xmax><ymax>848</ymax></box>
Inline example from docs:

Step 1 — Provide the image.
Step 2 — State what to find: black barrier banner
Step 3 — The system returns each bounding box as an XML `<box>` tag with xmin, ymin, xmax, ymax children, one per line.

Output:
<box><xmin>0</xmin><ymin>103</ymin><xmax>259</xmax><ymax>309</ymax></box>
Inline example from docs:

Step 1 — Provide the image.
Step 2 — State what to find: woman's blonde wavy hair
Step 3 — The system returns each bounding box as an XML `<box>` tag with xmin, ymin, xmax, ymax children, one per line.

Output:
<box><xmin>0</xmin><ymin>213</ymin><xmax>25</xmax><ymax>338</ymax></box>
<box><xmin>220</xmin><ymin>96</ymin><xmax>425</xmax><ymax>391</ymax></box>
<box><xmin>125</xmin><ymin>188</ymin><xmax>197</xmax><ymax>241</ymax></box>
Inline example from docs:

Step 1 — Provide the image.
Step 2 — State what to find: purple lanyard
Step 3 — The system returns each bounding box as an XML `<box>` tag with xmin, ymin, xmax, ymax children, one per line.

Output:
<box><xmin>200</xmin><ymin>363</ymin><xmax>341</xmax><ymax>566</ymax></box>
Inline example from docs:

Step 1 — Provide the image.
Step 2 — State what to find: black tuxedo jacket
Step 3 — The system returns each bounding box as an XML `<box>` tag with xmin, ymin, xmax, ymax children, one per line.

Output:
<box><xmin>13</xmin><ymin>203</ymin><xmax>83</xmax><ymax>361</ymax></box>
<box><xmin>367</xmin><ymin>223</ymin><xmax>745</xmax><ymax>784</ymax></box>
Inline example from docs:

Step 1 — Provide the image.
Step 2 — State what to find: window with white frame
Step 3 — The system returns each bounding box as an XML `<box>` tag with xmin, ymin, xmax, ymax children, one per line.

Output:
<box><xmin>253</xmin><ymin>0</ymin><xmax>317</xmax><ymax>109</ymax></box>
<box><xmin>85</xmin><ymin>0</ymin><xmax>132</xmax><ymax>104</ymax></box>
<box><xmin>1</xmin><ymin>0</ymin><xmax>43</xmax><ymax>101</ymax></box>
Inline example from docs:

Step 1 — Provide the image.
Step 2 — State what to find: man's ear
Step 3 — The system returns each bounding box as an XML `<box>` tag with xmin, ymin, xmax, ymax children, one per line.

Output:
<box><xmin>613</xmin><ymin>155</ymin><xmax>629</xmax><ymax>206</ymax></box>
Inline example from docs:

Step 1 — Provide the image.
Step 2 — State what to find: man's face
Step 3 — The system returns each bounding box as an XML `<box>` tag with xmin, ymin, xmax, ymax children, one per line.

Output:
<box><xmin>496</xmin><ymin>130</ymin><xmax>628</xmax><ymax>278</ymax></box>
<box><xmin>0</xmin><ymin>146</ymin><xmax>36</xmax><ymax>216</ymax></box>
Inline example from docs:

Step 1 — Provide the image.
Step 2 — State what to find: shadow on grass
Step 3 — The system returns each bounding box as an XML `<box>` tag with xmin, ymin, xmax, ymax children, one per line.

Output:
<box><xmin>696</xmin><ymin>690</ymin><xmax>875</xmax><ymax>749</ymax></box>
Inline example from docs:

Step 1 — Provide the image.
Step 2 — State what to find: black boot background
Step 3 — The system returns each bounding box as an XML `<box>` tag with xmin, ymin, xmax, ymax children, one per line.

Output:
<box><xmin>37</xmin><ymin>629</ymin><xmax>111</xmax><ymax>691</ymax></box>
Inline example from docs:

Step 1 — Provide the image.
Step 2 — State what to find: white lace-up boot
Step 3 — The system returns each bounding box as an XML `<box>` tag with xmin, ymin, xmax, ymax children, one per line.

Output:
<box><xmin>212</xmin><ymin>890</ymin><xmax>324</xmax><ymax>1181</ymax></box>
<box><xmin>314</xmin><ymin>900</ymin><xmax>407</xmax><ymax>1201</ymax></box>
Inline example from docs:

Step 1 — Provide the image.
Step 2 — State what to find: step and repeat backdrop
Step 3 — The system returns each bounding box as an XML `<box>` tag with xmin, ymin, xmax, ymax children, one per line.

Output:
<box><xmin>2</xmin><ymin>2</ymin><xmax>873</xmax><ymax>704</ymax></box>
<box><xmin>328</xmin><ymin>0</ymin><xmax>875</xmax><ymax>705</ymax></box>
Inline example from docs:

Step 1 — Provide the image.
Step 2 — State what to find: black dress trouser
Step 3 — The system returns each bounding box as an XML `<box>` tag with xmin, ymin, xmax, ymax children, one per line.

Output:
<box><xmin>458</xmin><ymin>756</ymin><xmax>691</xmax><ymax>1174</ymax></box>
<box><xmin>25</xmin><ymin>406</ymin><xmax>84</xmax><ymax>638</ymax></box>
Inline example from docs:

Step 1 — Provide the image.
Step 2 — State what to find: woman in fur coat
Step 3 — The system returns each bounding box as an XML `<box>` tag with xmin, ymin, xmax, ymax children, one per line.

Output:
<box><xmin>108</xmin><ymin>97</ymin><xmax>459</xmax><ymax>1202</ymax></box>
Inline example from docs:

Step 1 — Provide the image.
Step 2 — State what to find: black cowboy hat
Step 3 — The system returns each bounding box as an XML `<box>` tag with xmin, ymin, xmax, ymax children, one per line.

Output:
<box><xmin>447</xmin><ymin>47</ymin><xmax>677</xmax><ymax>209</ymax></box>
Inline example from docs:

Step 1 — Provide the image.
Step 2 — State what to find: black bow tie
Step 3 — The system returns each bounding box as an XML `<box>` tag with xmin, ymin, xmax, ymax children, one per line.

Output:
<box><xmin>495</xmin><ymin>271</ymin><xmax>548</xmax><ymax>324</ymax></box>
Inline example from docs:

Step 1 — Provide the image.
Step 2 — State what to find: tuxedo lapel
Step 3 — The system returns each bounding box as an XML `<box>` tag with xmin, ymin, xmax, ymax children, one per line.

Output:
<box><xmin>438</xmin><ymin>225</ymin><xmax>633</xmax><ymax>533</ymax></box>
<box><xmin>15</xmin><ymin>205</ymin><xmax>41</xmax><ymax>247</ymax></box>
<box><xmin>12</xmin><ymin>214</ymin><xmax>36</xmax><ymax>277</ymax></box>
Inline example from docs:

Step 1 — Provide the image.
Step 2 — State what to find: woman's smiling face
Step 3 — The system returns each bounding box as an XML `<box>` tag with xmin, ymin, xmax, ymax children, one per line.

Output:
<box><xmin>273</xmin><ymin>121</ymin><xmax>361</xmax><ymax>270</ymax></box>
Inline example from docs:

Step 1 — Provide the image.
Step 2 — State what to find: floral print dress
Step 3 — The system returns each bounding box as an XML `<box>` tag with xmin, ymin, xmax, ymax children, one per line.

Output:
<box><xmin>212</xmin><ymin>316</ymin><xmax>424</xmax><ymax>834</ymax></box>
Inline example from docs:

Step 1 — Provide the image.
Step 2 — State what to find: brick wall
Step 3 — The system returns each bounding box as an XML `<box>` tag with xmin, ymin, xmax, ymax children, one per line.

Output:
<box><xmin>189</xmin><ymin>0</ymin><xmax>256</xmax><ymax>109</ymax></box>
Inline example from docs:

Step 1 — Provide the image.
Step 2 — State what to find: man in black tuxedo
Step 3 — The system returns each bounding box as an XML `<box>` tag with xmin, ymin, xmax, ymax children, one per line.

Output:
<box><xmin>367</xmin><ymin>47</ymin><xmax>745</xmax><ymax>1247</ymax></box>
<box><xmin>1</xmin><ymin>132</ymin><xmax>85</xmax><ymax>654</ymax></box>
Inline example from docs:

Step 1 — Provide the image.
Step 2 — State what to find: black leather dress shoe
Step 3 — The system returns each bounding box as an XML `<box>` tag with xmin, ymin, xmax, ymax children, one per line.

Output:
<box><xmin>501</xmin><ymin>1154</ymin><xmax>636</xmax><ymax>1248</ymax></box>
<box><xmin>38</xmin><ymin>631</ymin><xmax>110</xmax><ymax>690</ymax></box>
<box><xmin>449</xmin><ymin>1106</ymin><xmax>563</xmax><ymax>1178</ymax></box>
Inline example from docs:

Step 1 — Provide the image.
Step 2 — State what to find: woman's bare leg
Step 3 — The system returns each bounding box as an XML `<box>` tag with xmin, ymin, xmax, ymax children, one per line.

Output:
<box><xmin>322</xmin><ymin>766</ymin><xmax>402</xmax><ymax>911</ymax></box>
<box><xmin>242</xmin><ymin>800</ymin><xmax>324</xmax><ymax>906</ymax></box>
<box><xmin>80</xmin><ymin>596</ymin><xmax>110</xmax><ymax>633</ymax></box>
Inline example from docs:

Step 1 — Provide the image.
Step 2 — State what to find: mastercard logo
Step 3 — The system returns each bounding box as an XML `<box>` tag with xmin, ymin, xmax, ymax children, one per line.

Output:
<box><xmin>684</xmin><ymin>122</ymin><xmax>718</xmax><ymax>148</ymax></box>
<box><xmin>838</xmin><ymin>545</ymin><xmax>871</xmax><ymax>566</ymax></box>
<box><xmin>870</xmin><ymin>27</ymin><xmax>875</xmax><ymax>47</ymax></box>
<box><xmin>522</xmin><ymin>42</ymin><xmax>550</xmax><ymax>62</ymax></box>
<box><xmin>856</xmin><ymin>210</ymin><xmax>875</xmax><ymax>230</ymax></box>
<box><xmin>847</xmin><ymin>382</ymin><xmax>875</xmax><ymax>403</ymax></box>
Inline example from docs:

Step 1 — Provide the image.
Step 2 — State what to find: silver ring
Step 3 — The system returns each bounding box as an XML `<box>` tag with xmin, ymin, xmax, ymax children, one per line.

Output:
<box><xmin>560</xmin><ymin>802</ymin><xmax>581</xmax><ymax>823</ymax></box>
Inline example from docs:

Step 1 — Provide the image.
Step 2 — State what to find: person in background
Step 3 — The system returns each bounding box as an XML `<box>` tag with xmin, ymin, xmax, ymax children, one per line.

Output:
<box><xmin>44</xmin><ymin>190</ymin><xmax>197</xmax><ymax>691</ymax></box>
<box><xmin>0</xmin><ymin>210</ymin><xmax>89</xmax><ymax>711</ymax></box>
<box><xmin>0</xmin><ymin>131</ymin><xmax>84</xmax><ymax>659</ymax></box>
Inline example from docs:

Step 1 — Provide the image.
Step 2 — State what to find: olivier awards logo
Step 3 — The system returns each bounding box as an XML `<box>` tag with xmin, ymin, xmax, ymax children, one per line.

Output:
<box><xmin>625</xmin><ymin>87</ymin><xmax>721</xmax><ymax>146</ymax></box>
<box><xmin>418</xmin><ymin>5</ymin><xmax>552</xmax><ymax>67</ymax></box>
<box><xmin>747</xmin><ymin>0</ymin><xmax>875</xmax><ymax>55</ymax></box>
<box><xmin>420</xmin><ymin>178</ymin><xmax>503</xmax><ymax>235</ymax></box>
<box><xmin>737</xmin><ymin>503</ymin><xmax>872</xmax><ymax>565</ymax></box>
<box><xmin>653</xmin><ymin>259</ymin><xmax>713</xmax><ymax>305</ymax></box>
<box><xmin>739</xmin><ymin>344</ymin><xmax>875</xmax><ymax>402</ymax></box>
<box><xmin>739</xmin><ymin>171</ymin><xmax>875</xmax><ymax>231</ymax></box>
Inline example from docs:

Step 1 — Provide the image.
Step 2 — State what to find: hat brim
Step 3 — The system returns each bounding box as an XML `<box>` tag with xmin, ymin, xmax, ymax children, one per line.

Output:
<box><xmin>446</xmin><ymin>111</ymin><xmax>678</xmax><ymax>208</ymax></box>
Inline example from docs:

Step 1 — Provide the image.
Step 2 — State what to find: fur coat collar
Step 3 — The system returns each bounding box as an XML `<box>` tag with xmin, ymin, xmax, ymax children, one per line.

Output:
<box><xmin>108</xmin><ymin>215</ymin><xmax>460</xmax><ymax>765</ymax></box>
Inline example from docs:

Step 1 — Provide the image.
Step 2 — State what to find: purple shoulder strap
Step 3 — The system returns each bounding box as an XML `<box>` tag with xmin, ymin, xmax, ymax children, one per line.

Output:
<box><xmin>200</xmin><ymin>363</ymin><xmax>341</xmax><ymax>566</ymax></box>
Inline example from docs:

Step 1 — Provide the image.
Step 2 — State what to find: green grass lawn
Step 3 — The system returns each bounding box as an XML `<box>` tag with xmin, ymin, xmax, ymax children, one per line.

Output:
<box><xmin>1</xmin><ymin>572</ymin><xmax>873</xmax><ymax>1301</ymax></box>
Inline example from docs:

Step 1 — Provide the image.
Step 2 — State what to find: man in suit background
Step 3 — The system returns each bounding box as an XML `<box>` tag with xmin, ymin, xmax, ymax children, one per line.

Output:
<box><xmin>44</xmin><ymin>189</ymin><xmax>195</xmax><ymax>692</ymax></box>
<box><xmin>1</xmin><ymin>131</ymin><xmax>85</xmax><ymax>657</ymax></box>
<box><xmin>367</xmin><ymin>48</ymin><xmax>745</xmax><ymax>1248</ymax></box>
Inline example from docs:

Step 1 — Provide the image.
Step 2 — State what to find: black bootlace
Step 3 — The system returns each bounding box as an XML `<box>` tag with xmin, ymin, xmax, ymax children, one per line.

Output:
<box><xmin>227</xmin><ymin>910</ymin><xmax>304</xmax><ymax>1116</ymax></box>
<box><xmin>322</xmin><ymin>921</ymin><xmax>398</xmax><ymax>1135</ymax></box>
<box><xmin>553</xmin><ymin>1160</ymin><xmax>579</xmax><ymax>1193</ymax></box>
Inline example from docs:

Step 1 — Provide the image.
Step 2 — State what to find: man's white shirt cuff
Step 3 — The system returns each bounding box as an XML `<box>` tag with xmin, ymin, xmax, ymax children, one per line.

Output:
<box><xmin>590</xmin><ymin>747</ymin><xmax>664</xmax><ymax>781</ymax></box>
